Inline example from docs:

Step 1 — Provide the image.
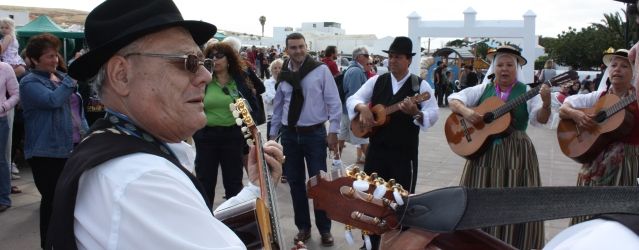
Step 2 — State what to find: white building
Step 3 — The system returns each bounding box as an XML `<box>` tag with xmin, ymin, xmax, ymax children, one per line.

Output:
<box><xmin>271</xmin><ymin>22</ymin><xmax>381</xmax><ymax>56</ymax></box>
<box><xmin>0</xmin><ymin>10</ymin><xmax>29</xmax><ymax>26</ymax></box>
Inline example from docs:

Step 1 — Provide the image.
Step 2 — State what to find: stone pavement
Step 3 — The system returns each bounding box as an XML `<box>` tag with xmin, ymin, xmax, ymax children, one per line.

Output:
<box><xmin>0</xmin><ymin>107</ymin><xmax>581</xmax><ymax>249</ymax></box>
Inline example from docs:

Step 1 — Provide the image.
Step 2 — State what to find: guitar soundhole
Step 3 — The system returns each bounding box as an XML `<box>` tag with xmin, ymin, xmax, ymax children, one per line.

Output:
<box><xmin>483</xmin><ymin>112</ymin><xmax>495</xmax><ymax>124</ymax></box>
<box><xmin>595</xmin><ymin>111</ymin><xmax>607</xmax><ymax>123</ymax></box>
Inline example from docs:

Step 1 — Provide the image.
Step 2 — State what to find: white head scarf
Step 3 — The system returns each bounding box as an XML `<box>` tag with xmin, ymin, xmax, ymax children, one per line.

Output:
<box><xmin>481</xmin><ymin>53</ymin><xmax>526</xmax><ymax>85</ymax></box>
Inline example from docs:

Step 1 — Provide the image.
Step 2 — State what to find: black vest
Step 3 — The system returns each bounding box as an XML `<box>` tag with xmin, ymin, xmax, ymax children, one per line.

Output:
<box><xmin>45</xmin><ymin>118</ymin><xmax>211</xmax><ymax>250</ymax></box>
<box><xmin>370</xmin><ymin>73</ymin><xmax>421</xmax><ymax>150</ymax></box>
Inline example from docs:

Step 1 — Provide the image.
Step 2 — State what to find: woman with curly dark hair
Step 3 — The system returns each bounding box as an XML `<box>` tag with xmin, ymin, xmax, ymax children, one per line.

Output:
<box><xmin>193</xmin><ymin>42</ymin><xmax>261</xmax><ymax>205</ymax></box>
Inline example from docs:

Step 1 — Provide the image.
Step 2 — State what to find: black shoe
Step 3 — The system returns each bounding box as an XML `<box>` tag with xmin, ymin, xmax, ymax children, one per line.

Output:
<box><xmin>294</xmin><ymin>230</ymin><xmax>311</xmax><ymax>243</ymax></box>
<box><xmin>320</xmin><ymin>232</ymin><xmax>334</xmax><ymax>247</ymax></box>
<box><xmin>0</xmin><ymin>204</ymin><xmax>9</xmax><ymax>212</ymax></box>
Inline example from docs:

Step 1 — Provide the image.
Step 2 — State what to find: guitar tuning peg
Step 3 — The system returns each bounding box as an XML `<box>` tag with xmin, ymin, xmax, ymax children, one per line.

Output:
<box><xmin>346</xmin><ymin>165</ymin><xmax>360</xmax><ymax>177</ymax></box>
<box><xmin>386</xmin><ymin>179</ymin><xmax>396</xmax><ymax>189</ymax></box>
<box><xmin>368</xmin><ymin>173</ymin><xmax>378</xmax><ymax>183</ymax></box>
<box><xmin>229</xmin><ymin>103</ymin><xmax>236</xmax><ymax>111</ymax></box>
<box><xmin>241</xmin><ymin>126</ymin><xmax>248</xmax><ymax>133</ymax></box>
<box><xmin>235</xmin><ymin>118</ymin><xmax>243</xmax><ymax>126</ymax></box>
<box><xmin>353</xmin><ymin>172</ymin><xmax>369</xmax><ymax>192</ymax></box>
<box><xmin>246</xmin><ymin>138</ymin><xmax>254</xmax><ymax>146</ymax></box>
<box><xmin>344</xmin><ymin>225</ymin><xmax>354</xmax><ymax>245</ymax></box>
<box><xmin>232</xmin><ymin>110</ymin><xmax>240</xmax><ymax>118</ymax></box>
<box><xmin>244</xmin><ymin>133</ymin><xmax>251</xmax><ymax>139</ymax></box>
<box><xmin>363</xmin><ymin>231</ymin><xmax>372</xmax><ymax>250</ymax></box>
<box><xmin>392</xmin><ymin>184</ymin><xmax>405</xmax><ymax>206</ymax></box>
<box><xmin>372</xmin><ymin>178</ymin><xmax>387</xmax><ymax>200</ymax></box>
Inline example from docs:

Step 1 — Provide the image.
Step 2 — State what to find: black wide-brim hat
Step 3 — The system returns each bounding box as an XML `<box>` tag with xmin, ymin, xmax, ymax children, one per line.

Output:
<box><xmin>382</xmin><ymin>36</ymin><xmax>416</xmax><ymax>56</ymax></box>
<box><xmin>69</xmin><ymin>0</ymin><xmax>217</xmax><ymax>81</ymax></box>
<box><xmin>486</xmin><ymin>45</ymin><xmax>527</xmax><ymax>66</ymax></box>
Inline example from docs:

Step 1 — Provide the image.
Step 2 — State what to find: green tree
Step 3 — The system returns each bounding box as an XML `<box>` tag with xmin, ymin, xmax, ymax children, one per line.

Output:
<box><xmin>445</xmin><ymin>39</ymin><xmax>469</xmax><ymax>47</ymax></box>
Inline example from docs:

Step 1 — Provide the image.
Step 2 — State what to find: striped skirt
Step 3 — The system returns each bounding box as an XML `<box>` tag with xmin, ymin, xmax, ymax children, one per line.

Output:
<box><xmin>570</xmin><ymin>143</ymin><xmax>639</xmax><ymax>225</ymax></box>
<box><xmin>460</xmin><ymin>131</ymin><xmax>545</xmax><ymax>249</ymax></box>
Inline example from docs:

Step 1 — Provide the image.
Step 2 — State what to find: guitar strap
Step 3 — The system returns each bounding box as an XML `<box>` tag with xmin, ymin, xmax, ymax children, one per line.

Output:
<box><xmin>396</xmin><ymin>186</ymin><xmax>639</xmax><ymax>233</ymax></box>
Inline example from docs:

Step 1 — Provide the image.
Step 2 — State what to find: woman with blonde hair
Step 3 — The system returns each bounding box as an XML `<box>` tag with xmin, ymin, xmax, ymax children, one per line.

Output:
<box><xmin>0</xmin><ymin>17</ymin><xmax>26</xmax><ymax>78</ymax></box>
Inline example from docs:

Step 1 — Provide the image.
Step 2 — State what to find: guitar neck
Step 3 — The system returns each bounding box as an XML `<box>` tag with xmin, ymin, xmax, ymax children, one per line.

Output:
<box><xmin>252</xmin><ymin>129</ymin><xmax>284</xmax><ymax>247</ymax></box>
<box><xmin>385</xmin><ymin>92</ymin><xmax>430</xmax><ymax>115</ymax></box>
<box><xmin>604</xmin><ymin>94</ymin><xmax>638</xmax><ymax>118</ymax></box>
<box><xmin>492</xmin><ymin>84</ymin><xmax>541</xmax><ymax>119</ymax></box>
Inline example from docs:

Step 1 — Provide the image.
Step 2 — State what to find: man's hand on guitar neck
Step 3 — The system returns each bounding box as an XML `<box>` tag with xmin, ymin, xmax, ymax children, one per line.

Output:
<box><xmin>398</xmin><ymin>96</ymin><xmax>420</xmax><ymax>116</ymax></box>
<box><xmin>247</xmin><ymin>140</ymin><xmax>284</xmax><ymax>185</ymax></box>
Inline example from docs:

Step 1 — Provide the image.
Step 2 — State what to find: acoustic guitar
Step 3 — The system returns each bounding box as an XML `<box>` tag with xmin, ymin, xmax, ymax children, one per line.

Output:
<box><xmin>306</xmin><ymin>166</ymin><xmax>516</xmax><ymax>249</ymax></box>
<box><xmin>557</xmin><ymin>93</ymin><xmax>636</xmax><ymax>163</ymax></box>
<box><xmin>350</xmin><ymin>92</ymin><xmax>431</xmax><ymax>138</ymax></box>
<box><xmin>214</xmin><ymin>98</ymin><xmax>284</xmax><ymax>250</ymax></box>
<box><xmin>444</xmin><ymin>70</ymin><xmax>578</xmax><ymax>159</ymax></box>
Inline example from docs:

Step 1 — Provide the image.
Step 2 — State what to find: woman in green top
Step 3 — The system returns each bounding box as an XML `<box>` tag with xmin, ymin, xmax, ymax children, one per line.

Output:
<box><xmin>447</xmin><ymin>46</ymin><xmax>552</xmax><ymax>249</ymax></box>
<box><xmin>193</xmin><ymin>42</ymin><xmax>261</xmax><ymax>205</ymax></box>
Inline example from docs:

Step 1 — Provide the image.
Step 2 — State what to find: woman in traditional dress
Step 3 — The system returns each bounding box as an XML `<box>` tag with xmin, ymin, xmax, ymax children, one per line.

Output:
<box><xmin>447</xmin><ymin>45</ymin><xmax>551</xmax><ymax>249</ymax></box>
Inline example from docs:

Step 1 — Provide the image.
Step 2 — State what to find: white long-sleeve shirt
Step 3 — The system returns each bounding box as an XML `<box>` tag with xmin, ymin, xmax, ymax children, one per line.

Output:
<box><xmin>447</xmin><ymin>82</ymin><xmax>549</xmax><ymax>128</ymax></box>
<box><xmin>75</xmin><ymin>142</ymin><xmax>252</xmax><ymax>250</ymax></box>
<box><xmin>346</xmin><ymin>73</ymin><xmax>439</xmax><ymax>131</ymax></box>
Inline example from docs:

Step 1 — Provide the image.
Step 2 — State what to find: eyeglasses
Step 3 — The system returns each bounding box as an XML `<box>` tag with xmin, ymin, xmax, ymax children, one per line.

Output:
<box><xmin>361</xmin><ymin>54</ymin><xmax>370</xmax><ymax>58</ymax></box>
<box><xmin>208</xmin><ymin>52</ymin><xmax>226</xmax><ymax>60</ymax></box>
<box><xmin>124</xmin><ymin>52</ymin><xmax>213</xmax><ymax>73</ymax></box>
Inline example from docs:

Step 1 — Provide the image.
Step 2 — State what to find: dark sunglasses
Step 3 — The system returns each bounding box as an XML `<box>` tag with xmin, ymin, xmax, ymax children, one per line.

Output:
<box><xmin>124</xmin><ymin>52</ymin><xmax>213</xmax><ymax>73</ymax></box>
<box><xmin>208</xmin><ymin>52</ymin><xmax>226</xmax><ymax>60</ymax></box>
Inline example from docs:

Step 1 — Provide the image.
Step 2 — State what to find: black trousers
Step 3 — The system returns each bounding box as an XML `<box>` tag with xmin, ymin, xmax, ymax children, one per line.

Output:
<box><xmin>363</xmin><ymin>144</ymin><xmax>418</xmax><ymax>250</ymax></box>
<box><xmin>193</xmin><ymin>125</ymin><xmax>244</xmax><ymax>205</ymax></box>
<box><xmin>29</xmin><ymin>157</ymin><xmax>66</xmax><ymax>249</ymax></box>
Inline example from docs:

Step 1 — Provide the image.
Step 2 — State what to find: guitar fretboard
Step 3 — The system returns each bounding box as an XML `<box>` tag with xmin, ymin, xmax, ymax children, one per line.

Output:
<box><xmin>604</xmin><ymin>94</ymin><xmax>638</xmax><ymax>119</ymax></box>
<box><xmin>384</xmin><ymin>92</ymin><xmax>430</xmax><ymax>115</ymax></box>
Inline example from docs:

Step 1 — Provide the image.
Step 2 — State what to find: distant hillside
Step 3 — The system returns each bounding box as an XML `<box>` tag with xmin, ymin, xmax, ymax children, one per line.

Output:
<box><xmin>0</xmin><ymin>5</ymin><xmax>87</xmax><ymax>27</ymax></box>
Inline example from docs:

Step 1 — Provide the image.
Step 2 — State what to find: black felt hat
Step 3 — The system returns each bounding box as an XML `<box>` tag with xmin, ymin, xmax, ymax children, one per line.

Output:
<box><xmin>486</xmin><ymin>45</ymin><xmax>527</xmax><ymax>65</ymax></box>
<box><xmin>68</xmin><ymin>0</ymin><xmax>217</xmax><ymax>81</ymax></box>
<box><xmin>383</xmin><ymin>36</ymin><xmax>416</xmax><ymax>56</ymax></box>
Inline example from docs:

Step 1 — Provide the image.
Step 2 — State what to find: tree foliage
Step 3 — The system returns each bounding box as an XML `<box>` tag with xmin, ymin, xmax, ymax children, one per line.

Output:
<box><xmin>542</xmin><ymin>9</ymin><xmax>638</xmax><ymax>70</ymax></box>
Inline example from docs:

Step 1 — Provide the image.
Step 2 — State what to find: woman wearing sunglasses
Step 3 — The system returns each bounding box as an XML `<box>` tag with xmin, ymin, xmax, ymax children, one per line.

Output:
<box><xmin>193</xmin><ymin>42</ymin><xmax>262</xmax><ymax>205</ymax></box>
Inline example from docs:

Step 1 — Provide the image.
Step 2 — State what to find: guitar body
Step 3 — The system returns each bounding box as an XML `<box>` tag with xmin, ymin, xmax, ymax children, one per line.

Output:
<box><xmin>444</xmin><ymin>96</ymin><xmax>513</xmax><ymax>159</ymax></box>
<box><xmin>307</xmin><ymin>169</ymin><xmax>516</xmax><ymax>249</ymax></box>
<box><xmin>215</xmin><ymin>198</ymin><xmax>279</xmax><ymax>250</ymax></box>
<box><xmin>350</xmin><ymin>104</ymin><xmax>388</xmax><ymax>138</ymax></box>
<box><xmin>557</xmin><ymin>94</ymin><xmax>635</xmax><ymax>163</ymax></box>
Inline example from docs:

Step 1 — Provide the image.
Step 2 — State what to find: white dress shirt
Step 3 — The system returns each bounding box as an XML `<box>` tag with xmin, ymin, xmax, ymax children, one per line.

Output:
<box><xmin>346</xmin><ymin>73</ymin><xmax>439</xmax><ymax>131</ymax></box>
<box><xmin>74</xmin><ymin>142</ymin><xmax>248</xmax><ymax>250</ymax></box>
<box><xmin>544</xmin><ymin>219</ymin><xmax>639</xmax><ymax>250</ymax></box>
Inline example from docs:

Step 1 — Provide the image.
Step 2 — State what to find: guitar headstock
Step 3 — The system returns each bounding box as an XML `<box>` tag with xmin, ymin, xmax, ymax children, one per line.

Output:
<box><xmin>530</xmin><ymin>70</ymin><xmax>579</xmax><ymax>88</ymax></box>
<box><xmin>230</xmin><ymin>98</ymin><xmax>258</xmax><ymax>146</ymax></box>
<box><xmin>306</xmin><ymin>166</ymin><xmax>409</xmax><ymax>235</ymax></box>
<box><xmin>549</xmin><ymin>70</ymin><xmax>579</xmax><ymax>87</ymax></box>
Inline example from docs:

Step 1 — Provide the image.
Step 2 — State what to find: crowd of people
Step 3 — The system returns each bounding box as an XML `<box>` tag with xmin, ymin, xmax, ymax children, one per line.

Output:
<box><xmin>0</xmin><ymin>0</ymin><xmax>638</xmax><ymax>249</ymax></box>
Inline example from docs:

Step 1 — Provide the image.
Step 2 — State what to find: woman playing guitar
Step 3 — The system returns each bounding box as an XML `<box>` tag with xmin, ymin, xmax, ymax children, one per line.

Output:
<box><xmin>447</xmin><ymin>46</ymin><xmax>552</xmax><ymax>249</ymax></box>
<box><xmin>558</xmin><ymin>49</ymin><xmax>639</xmax><ymax>225</ymax></box>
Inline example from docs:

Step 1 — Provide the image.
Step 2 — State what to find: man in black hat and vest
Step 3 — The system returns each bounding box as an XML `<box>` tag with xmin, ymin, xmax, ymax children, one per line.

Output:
<box><xmin>269</xmin><ymin>32</ymin><xmax>342</xmax><ymax>246</ymax></box>
<box><xmin>45</xmin><ymin>0</ymin><xmax>285</xmax><ymax>249</ymax></box>
<box><xmin>346</xmin><ymin>36</ymin><xmax>439</xmax><ymax>250</ymax></box>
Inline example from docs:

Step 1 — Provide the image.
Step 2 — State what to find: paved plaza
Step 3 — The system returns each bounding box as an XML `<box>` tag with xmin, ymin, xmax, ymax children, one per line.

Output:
<box><xmin>1</xmin><ymin>108</ymin><xmax>581</xmax><ymax>249</ymax></box>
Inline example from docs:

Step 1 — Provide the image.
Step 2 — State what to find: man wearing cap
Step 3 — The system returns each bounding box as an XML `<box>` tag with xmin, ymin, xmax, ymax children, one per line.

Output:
<box><xmin>268</xmin><ymin>32</ymin><xmax>342</xmax><ymax>246</ymax></box>
<box><xmin>45</xmin><ymin>0</ymin><xmax>284</xmax><ymax>249</ymax></box>
<box><xmin>346</xmin><ymin>36</ymin><xmax>439</xmax><ymax>250</ymax></box>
